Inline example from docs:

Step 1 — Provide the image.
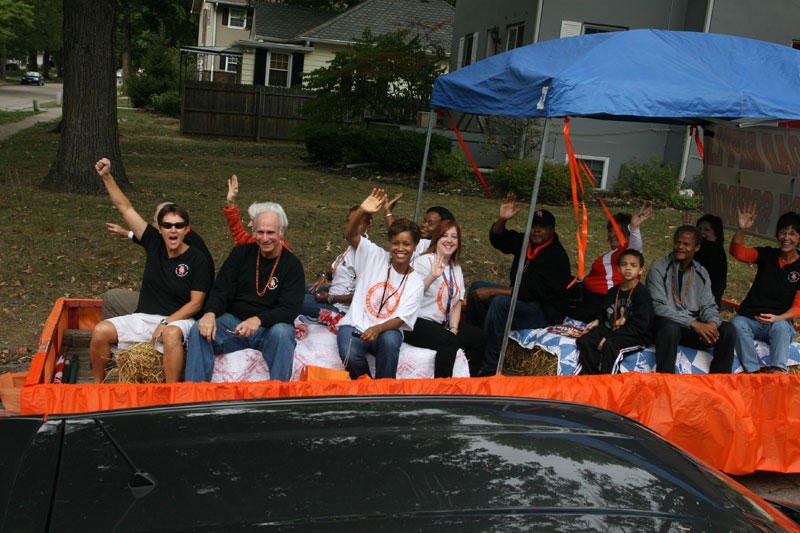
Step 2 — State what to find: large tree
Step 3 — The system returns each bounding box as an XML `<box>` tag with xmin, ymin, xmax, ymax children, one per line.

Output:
<box><xmin>41</xmin><ymin>0</ymin><xmax>129</xmax><ymax>193</ymax></box>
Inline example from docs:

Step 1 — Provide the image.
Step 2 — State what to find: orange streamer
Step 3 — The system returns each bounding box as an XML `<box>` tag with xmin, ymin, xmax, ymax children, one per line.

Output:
<box><xmin>690</xmin><ymin>124</ymin><xmax>705</xmax><ymax>160</ymax></box>
<box><xmin>442</xmin><ymin>110</ymin><xmax>494</xmax><ymax>198</ymax></box>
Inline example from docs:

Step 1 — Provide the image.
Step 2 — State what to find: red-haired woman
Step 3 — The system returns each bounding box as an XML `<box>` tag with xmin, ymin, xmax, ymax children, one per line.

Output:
<box><xmin>404</xmin><ymin>221</ymin><xmax>487</xmax><ymax>377</ymax></box>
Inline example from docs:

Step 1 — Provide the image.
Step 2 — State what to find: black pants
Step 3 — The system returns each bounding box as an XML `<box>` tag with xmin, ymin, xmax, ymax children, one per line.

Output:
<box><xmin>403</xmin><ymin>318</ymin><xmax>488</xmax><ymax>378</ymax></box>
<box><xmin>653</xmin><ymin>318</ymin><xmax>736</xmax><ymax>374</ymax></box>
<box><xmin>576</xmin><ymin>327</ymin><xmax>645</xmax><ymax>375</ymax></box>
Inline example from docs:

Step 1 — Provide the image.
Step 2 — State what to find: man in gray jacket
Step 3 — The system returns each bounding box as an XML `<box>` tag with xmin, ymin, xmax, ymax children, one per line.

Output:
<box><xmin>646</xmin><ymin>225</ymin><xmax>736</xmax><ymax>373</ymax></box>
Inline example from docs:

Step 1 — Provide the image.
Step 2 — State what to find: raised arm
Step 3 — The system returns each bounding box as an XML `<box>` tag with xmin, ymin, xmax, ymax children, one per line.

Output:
<box><xmin>347</xmin><ymin>189</ymin><xmax>386</xmax><ymax>249</ymax></box>
<box><xmin>491</xmin><ymin>193</ymin><xmax>521</xmax><ymax>235</ymax></box>
<box><xmin>382</xmin><ymin>192</ymin><xmax>403</xmax><ymax>230</ymax></box>
<box><xmin>95</xmin><ymin>158</ymin><xmax>148</xmax><ymax>240</ymax></box>
<box><xmin>732</xmin><ymin>202</ymin><xmax>757</xmax><ymax>245</ymax></box>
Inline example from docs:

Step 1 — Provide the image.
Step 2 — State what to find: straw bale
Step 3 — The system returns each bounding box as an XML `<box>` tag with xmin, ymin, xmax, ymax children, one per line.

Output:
<box><xmin>504</xmin><ymin>341</ymin><xmax>557</xmax><ymax>377</ymax></box>
<box><xmin>110</xmin><ymin>342</ymin><xmax>165</xmax><ymax>384</ymax></box>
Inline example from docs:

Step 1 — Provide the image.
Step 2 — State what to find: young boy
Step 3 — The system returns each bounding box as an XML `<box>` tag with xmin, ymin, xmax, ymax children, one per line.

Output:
<box><xmin>576</xmin><ymin>249</ymin><xmax>654</xmax><ymax>374</ymax></box>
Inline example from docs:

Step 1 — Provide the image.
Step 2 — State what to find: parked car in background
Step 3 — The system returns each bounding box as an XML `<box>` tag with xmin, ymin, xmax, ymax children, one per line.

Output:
<box><xmin>2</xmin><ymin>395</ymin><xmax>799</xmax><ymax>531</ymax></box>
<box><xmin>20</xmin><ymin>72</ymin><xmax>44</xmax><ymax>86</ymax></box>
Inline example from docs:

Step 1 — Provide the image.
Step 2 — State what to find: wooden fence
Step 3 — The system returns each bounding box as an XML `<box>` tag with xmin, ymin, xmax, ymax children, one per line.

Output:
<box><xmin>180</xmin><ymin>81</ymin><xmax>313</xmax><ymax>141</ymax></box>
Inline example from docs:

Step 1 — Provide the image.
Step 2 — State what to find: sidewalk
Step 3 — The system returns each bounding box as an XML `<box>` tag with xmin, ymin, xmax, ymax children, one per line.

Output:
<box><xmin>0</xmin><ymin>107</ymin><xmax>62</xmax><ymax>142</ymax></box>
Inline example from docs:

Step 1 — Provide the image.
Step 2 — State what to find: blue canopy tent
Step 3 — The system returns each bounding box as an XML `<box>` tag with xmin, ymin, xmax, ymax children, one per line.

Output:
<box><xmin>415</xmin><ymin>29</ymin><xmax>800</xmax><ymax>374</ymax></box>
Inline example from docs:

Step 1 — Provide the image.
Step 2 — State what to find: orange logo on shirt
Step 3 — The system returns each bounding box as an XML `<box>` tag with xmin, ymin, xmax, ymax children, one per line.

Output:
<box><xmin>366</xmin><ymin>282</ymin><xmax>398</xmax><ymax>319</ymax></box>
<box><xmin>436</xmin><ymin>279</ymin><xmax>459</xmax><ymax>314</ymax></box>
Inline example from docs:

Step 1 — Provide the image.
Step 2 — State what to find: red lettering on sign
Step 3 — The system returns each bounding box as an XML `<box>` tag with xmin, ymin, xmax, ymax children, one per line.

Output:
<box><xmin>774</xmin><ymin>135</ymin><xmax>798</xmax><ymax>176</ymax></box>
<box><xmin>762</xmin><ymin>134</ymin><xmax>787</xmax><ymax>175</ymax></box>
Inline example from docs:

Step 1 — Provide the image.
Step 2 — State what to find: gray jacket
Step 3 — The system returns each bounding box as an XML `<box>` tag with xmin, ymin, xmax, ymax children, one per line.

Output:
<box><xmin>646</xmin><ymin>254</ymin><xmax>721</xmax><ymax>328</ymax></box>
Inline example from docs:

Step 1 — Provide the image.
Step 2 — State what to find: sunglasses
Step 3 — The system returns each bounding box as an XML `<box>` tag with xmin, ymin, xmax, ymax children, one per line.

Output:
<box><xmin>160</xmin><ymin>221</ymin><xmax>187</xmax><ymax>229</ymax></box>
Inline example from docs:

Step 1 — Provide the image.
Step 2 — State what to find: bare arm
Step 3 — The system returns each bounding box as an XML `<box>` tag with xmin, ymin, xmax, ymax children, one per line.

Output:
<box><xmin>383</xmin><ymin>192</ymin><xmax>403</xmax><ymax>230</ymax></box>
<box><xmin>448</xmin><ymin>300</ymin><xmax>462</xmax><ymax>334</ymax></box>
<box><xmin>150</xmin><ymin>290</ymin><xmax>207</xmax><ymax>342</ymax></box>
<box><xmin>733</xmin><ymin>202</ymin><xmax>757</xmax><ymax>244</ymax></box>
<box><xmin>346</xmin><ymin>189</ymin><xmax>386</xmax><ymax>249</ymax></box>
<box><xmin>95</xmin><ymin>158</ymin><xmax>148</xmax><ymax>240</ymax></box>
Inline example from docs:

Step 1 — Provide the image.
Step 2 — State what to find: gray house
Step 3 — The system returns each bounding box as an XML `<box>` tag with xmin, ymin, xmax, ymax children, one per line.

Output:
<box><xmin>450</xmin><ymin>0</ymin><xmax>800</xmax><ymax>188</ymax></box>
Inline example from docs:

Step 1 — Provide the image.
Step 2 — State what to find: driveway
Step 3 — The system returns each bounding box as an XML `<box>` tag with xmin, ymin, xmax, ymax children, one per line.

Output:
<box><xmin>0</xmin><ymin>81</ymin><xmax>63</xmax><ymax>110</ymax></box>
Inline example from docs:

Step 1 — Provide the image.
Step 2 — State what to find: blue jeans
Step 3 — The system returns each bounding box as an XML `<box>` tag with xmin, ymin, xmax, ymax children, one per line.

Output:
<box><xmin>467</xmin><ymin>281</ymin><xmax>548</xmax><ymax>375</ymax></box>
<box><xmin>732</xmin><ymin>314</ymin><xmax>795</xmax><ymax>372</ymax></box>
<box><xmin>301</xmin><ymin>283</ymin><xmax>338</xmax><ymax>319</ymax></box>
<box><xmin>185</xmin><ymin>313</ymin><xmax>296</xmax><ymax>382</ymax></box>
<box><xmin>336</xmin><ymin>325</ymin><xmax>402</xmax><ymax>379</ymax></box>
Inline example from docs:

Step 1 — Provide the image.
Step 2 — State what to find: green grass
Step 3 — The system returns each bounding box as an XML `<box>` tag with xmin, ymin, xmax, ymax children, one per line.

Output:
<box><xmin>0</xmin><ymin>108</ymin><xmax>773</xmax><ymax>353</ymax></box>
<box><xmin>0</xmin><ymin>110</ymin><xmax>39</xmax><ymax>125</ymax></box>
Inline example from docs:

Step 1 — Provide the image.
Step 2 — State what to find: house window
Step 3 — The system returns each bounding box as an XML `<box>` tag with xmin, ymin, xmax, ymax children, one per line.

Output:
<box><xmin>486</xmin><ymin>28</ymin><xmax>500</xmax><ymax>58</ymax></box>
<box><xmin>582</xmin><ymin>23</ymin><xmax>627</xmax><ymax>34</ymax></box>
<box><xmin>221</xmin><ymin>55</ymin><xmax>238</xmax><ymax>73</ymax></box>
<box><xmin>560</xmin><ymin>21</ymin><xmax>627</xmax><ymax>38</ymax></box>
<box><xmin>267</xmin><ymin>52</ymin><xmax>290</xmax><ymax>87</ymax></box>
<box><xmin>506</xmin><ymin>23</ymin><xmax>524</xmax><ymax>51</ymax></box>
<box><xmin>226</xmin><ymin>7</ymin><xmax>247</xmax><ymax>29</ymax></box>
<box><xmin>793</xmin><ymin>40</ymin><xmax>800</xmax><ymax>50</ymax></box>
<box><xmin>456</xmin><ymin>32</ymin><xmax>479</xmax><ymax>69</ymax></box>
<box><xmin>566</xmin><ymin>155</ymin><xmax>610</xmax><ymax>189</ymax></box>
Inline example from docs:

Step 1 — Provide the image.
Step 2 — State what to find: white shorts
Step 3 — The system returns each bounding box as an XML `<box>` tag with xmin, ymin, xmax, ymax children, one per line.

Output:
<box><xmin>107</xmin><ymin>313</ymin><xmax>195</xmax><ymax>354</ymax></box>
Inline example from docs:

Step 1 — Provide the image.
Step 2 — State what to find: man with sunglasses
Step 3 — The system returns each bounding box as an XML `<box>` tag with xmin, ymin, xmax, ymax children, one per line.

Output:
<box><xmin>102</xmin><ymin>202</ymin><xmax>215</xmax><ymax>320</ymax></box>
<box><xmin>89</xmin><ymin>158</ymin><xmax>213</xmax><ymax>383</ymax></box>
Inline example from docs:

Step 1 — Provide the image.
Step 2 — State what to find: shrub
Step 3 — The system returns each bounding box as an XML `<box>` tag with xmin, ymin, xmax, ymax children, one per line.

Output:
<box><xmin>150</xmin><ymin>91</ymin><xmax>180</xmax><ymax>117</ymax></box>
<box><xmin>304</xmin><ymin>126</ymin><xmax>354</xmax><ymax>164</ymax></box>
<box><xmin>304</xmin><ymin>126</ymin><xmax>452</xmax><ymax>170</ymax></box>
<box><xmin>428</xmin><ymin>151</ymin><xmax>470</xmax><ymax>183</ymax></box>
<box><xmin>612</xmin><ymin>158</ymin><xmax>678</xmax><ymax>204</ymax></box>
<box><xmin>492</xmin><ymin>159</ymin><xmax>576</xmax><ymax>204</ymax></box>
<box><xmin>127</xmin><ymin>31</ymin><xmax>179</xmax><ymax>109</ymax></box>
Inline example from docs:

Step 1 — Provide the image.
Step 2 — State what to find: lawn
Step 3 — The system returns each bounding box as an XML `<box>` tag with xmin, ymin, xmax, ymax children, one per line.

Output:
<box><xmin>0</xmin><ymin>109</ymin><xmax>770</xmax><ymax>359</ymax></box>
<box><xmin>0</xmin><ymin>110</ymin><xmax>39</xmax><ymax>125</ymax></box>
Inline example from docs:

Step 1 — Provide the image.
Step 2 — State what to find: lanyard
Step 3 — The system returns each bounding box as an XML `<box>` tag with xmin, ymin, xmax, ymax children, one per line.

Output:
<box><xmin>444</xmin><ymin>264</ymin><xmax>455</xmax><ymax>322</ymax></box>
<box><xmin>378</xmin><ymin>262</ymin><xmax>409</xmax><ymax>317</ymax></box>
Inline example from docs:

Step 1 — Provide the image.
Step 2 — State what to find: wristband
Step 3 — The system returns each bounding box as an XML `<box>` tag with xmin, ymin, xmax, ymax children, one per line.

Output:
<box><xmin>317</xmin><ymin>271</ymin><xmax>327</xmax><ymax>279</ymax></box>
<box><xmin>327</xmin><ymin>293</ymin><xmax>335</xmax><ymax>304</ymax></box>
<box><xmin>127</xmin><ymin>230</ymin><xmax>134</xmax><ymax>240</ymax></box>
<box><xmin>160</xmin><ymin>318</ymin><xmax>169</xmax><ymax>326</ymax></box>
<box><xmin>385</xmin><ymin>213</ymin><xmax>393</xmax><ymax>217</ymax></box>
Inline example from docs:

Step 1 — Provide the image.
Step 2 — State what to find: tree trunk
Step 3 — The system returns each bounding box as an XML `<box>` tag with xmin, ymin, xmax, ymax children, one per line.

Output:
<box><xmin>121</xmin><ymin>0</ymin><xmax>132</xmax><ymax>96</ymax></box>
<box><xmin>28</xmin><ymin>51</ymin><xmax>37</xmax><ymax>71</ymax></box>
<box><xmin>41</xmin><ymin>0</ymin><xmax>129</xmax><ymax>193</ymax></box>
<box><xmin>42</xmin><ymin>51</ymin><xmax>51</xmax><ymax>78</ymax></box>
<box><xmin>0</xmin><ymin>43</ymin><xmax>7</xmax><ymax>81</ymax></box>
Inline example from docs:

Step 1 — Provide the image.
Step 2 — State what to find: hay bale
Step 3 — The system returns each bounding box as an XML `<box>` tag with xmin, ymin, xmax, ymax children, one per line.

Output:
<box><xmin>788</xmin><ymin>365</ymin><xmax>800</xmax><ymax>375</ymax></box>
<box><xmin>110</xmin><ymin>342</ymin><xmax>165</xmax><ymax>384</ymax></box>
<box><xmin>504</xmin><ymin>341</ymin><xmax>557</xmax><ymax>377</ymax></box>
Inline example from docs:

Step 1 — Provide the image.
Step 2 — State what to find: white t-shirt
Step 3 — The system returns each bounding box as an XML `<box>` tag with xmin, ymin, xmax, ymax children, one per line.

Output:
<box><xmin>413</xmin><ymin>254</ymin><xmax>465</xmax><ymax>324</ymax></box>
<box><xmin>327</xmin><ymin>243</ymin><xmax>359</xmax><ymax>313</ymax></box>
<box><xmin>338</xmin><ymin>238</ymin><xmax>424</xmax><ymax>333</ymax></box>
<box><xmin>416</xmin><ymin>238</ymin><xmax>431</xmax><ymax>255</ymax></box>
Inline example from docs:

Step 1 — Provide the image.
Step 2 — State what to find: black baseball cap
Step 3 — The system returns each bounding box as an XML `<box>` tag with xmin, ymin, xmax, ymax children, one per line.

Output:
<box><xmin>531</xmin><ymin>209</ymin><xmax>556</xmax><ymax>227</ymax></box>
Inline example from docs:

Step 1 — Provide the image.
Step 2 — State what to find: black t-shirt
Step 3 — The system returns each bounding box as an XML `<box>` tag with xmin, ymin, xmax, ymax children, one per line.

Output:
<box><xmin>738</xmin><ymin>247</ymin><xmax>800</xmax><ymax>319</ymax></box>
<box><xmin>135</xmin><ymin>227</ymin><xmax>215</xmax><ymax>284</ymax></box>
<box><xmin>204</xmin><ymin>243</ymin><xmax>305</xmax><ymax>327</ymax></box>
<box><xmin>135</xmin><ymin>225</ymin><xmax>212</xmax><ymax>318</ymax></box>
<box><xmin>694</xmin><ymin>238</ymin><xmax>727</xmax><ymax>305</ymax></box>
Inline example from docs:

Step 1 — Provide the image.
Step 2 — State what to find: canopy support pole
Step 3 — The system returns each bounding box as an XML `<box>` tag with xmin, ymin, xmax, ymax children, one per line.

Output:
<box><xmin>414</xmin><ymin>110</ymin><xmax>437</xmax><ymax>222</ymax></box>
<box><xmin>496</xmin><ymin>117</ymin><xmax>551</xmax><ymax>375</ymax></box>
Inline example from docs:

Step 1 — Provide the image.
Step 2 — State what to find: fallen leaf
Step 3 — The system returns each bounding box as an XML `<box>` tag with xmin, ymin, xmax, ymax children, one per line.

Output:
<box><xmin>23</xmin><ymin>266</ymin><xmax>33</xmax><ymax>274</ymax></box>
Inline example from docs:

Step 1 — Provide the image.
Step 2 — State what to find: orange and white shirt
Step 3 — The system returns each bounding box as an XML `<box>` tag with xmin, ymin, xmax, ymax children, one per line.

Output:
<box><xmin>583</xmin><ymin>225</ymin><xmax>642</xmax><ymax>295</ymax></box>
<box><xmin>413</xmin><ymin>254</ymin><xmax>464</xmax><ymax>324</ymax></box>
<box><xmin>338</xmin><ymin>238</ymin><xmax>424</xmax><ymax>333</ymax></box>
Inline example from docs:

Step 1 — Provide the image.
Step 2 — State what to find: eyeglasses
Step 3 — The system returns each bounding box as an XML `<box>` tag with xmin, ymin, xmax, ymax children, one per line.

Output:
<box><xmin>160</xmin><ymin>222</ymin><xmax>187</xmax><ymax>229</ymax></box>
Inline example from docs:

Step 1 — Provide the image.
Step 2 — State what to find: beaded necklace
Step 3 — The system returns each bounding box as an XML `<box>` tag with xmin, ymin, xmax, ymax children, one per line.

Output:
<box><xmin>612</xmin><ymin>280</ymin><xmax>638</xmax><ymax>329</ymax></box>
<box><xmin>255</xmin><ymin>246</ymin><xmax>283</xmax><ymax>297</ymax></box>
<box><xmin>671</xmin><ymin>260</ymin><xmax>693</xmax><ymax>305</ymax></box>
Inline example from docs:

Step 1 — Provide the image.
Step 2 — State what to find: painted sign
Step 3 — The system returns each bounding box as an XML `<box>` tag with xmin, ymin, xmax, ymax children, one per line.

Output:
<box><xmin>704</xmin><ymin>124</ymin><xmax>800</xmax><ymax>239</ymax></box>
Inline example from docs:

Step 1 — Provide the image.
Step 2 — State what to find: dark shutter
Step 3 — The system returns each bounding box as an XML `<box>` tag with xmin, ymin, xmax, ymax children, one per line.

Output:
<box><xmin>246</xmin><ymin>8</ymin><xmax>253</xmax><ymax>30</ymax></box>
<box><xmin>221</xmin><ymin>7</ymin><xmax>229</xmax><ymax>26</ymax></box>
<box><xmin>254</xmin><ymin>49</ymin><xmax>267</xmax><ymax>86</ymax></box>
<box><xmin>290</xmin><ymin>53</ymin><xmax>304</xmax><ymax>87</ymax></box>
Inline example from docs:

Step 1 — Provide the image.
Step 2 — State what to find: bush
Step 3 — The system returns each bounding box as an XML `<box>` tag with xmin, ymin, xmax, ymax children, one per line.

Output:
<box><xmin>150</xmin><ymin>91</ymin><xmax>180</xmax><ymax>117</ymax></box>
<box><xmin>127</xmin><ymin>31</ymin><xmax>179</xmax><ymax>109</ymax></box>
<box><xmin>304</xmin><ymin>126</ymin><xmax>452</xmax><ymax>171</ymax></box>
<box><xmin>492</xmin><ymin>159</ymin><xmax>576</xmax><ymax>204</ymax></box>
<box><xmin>612</xmin><ymin>158</ymin><xmax>679</xmax><ymax>204</ymax></box>
<box><xmin>428</xmin><ymin>151</ymin><xmax>470</xmax><ymax>183</ymax></box>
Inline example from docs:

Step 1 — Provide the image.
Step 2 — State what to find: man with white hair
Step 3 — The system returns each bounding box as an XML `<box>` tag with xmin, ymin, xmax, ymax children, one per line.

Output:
<box><xmin>185</xmin><ymin>203</ymin><xmax>304</xmax><ymax>382</ymax></box>
<box><xmin>223</xmin><ymin>174</ymin><xmax>291</xmax><ymax>250</ymax></box>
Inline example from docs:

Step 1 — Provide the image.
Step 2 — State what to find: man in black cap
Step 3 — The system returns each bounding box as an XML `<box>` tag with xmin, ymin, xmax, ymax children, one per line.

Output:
<box><xmin>467</xmin><ymin>193</ymin><xmax>572</xmax><ymax>375</ymax></box>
